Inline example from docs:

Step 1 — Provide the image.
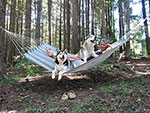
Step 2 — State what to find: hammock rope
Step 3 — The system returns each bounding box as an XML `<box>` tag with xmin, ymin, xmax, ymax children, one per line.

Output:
<box><xmin>0</xmin><ymin>18</ymin><xmax>148</xmax><ymax>73</ymax></box>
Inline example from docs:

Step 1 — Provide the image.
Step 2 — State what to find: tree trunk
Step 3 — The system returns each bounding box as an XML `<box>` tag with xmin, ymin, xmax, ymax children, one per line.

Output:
<box><xmin>35</xmin><ymin>0</ymin><xmax>42</xmax><ymax>46</ymax></box>
<box><xmin>59</xmin><ymin>0</ymin><xmax>62</xmax><ymax>49</ymax></box>
<box><xmin>0</xmin><ymin>0</ymin><xmax>7</xmax><ymax>72</ymax></box>
<box><xmin>78</xmin><ymin>0</ymin><xmax>81</xmax><ymax>48</ymax></box>
<box><xmin>66</xmin><ymin>0</ymin><xmax>70</xmax><ymax>52</ymax></box>
<box><xmin>100</xmin><ymin>0</ymin><xmax>105</xmax><ymax>38</ymax></box>
<box><xmin>118</xmin><ymin>0</ymin><xmax>124</xmax><ymax>53</ymax></box>
<box><xmin>82</xmin><ymin>0</ymin><xmax>85</xmax><ymax>43</ymax></box>
<box><xmin>125</xmin><ymin>0</ymin><xmax>131</xmax><ymax>59</ymax></box>
<box><xmin>71</xmin><ymin>0</ymin><xmax>80</xmax><ymax>53</ymax></box>
<box><xmin>63</xmin><ymin>0</ymin><xmax>67</xmax><ymax>49</ymax></box>
<box><xmin>55</xmin><ymin>18</ymin><xmax>58</xmax><ymax>47</ymax></box>
<box><xmin>108</xmin><ymin>1</ymin><xmax>112</xmax><ymax>41</ymax></box>
<box><xmin>5</xmin><ymin>3</ymin><xmax>10</xmax><ymax>64</ymax></box>
<box><xmin>85</xmin><ymin>0</ymin><xmax>89</xmax><ymax>35</ymax></box>
<box><xmin>91</xmin><ymin>0</ymin><xmax>95</xmax><ymax>35</ymax></box>
<box><xmin>25</xmin><ymin>0</ymin><xmax>32</xmax><ymax>46</ymax></box>
<box><xmin>20</xmin><ymin>0</ymin><xmax>24</xmax><ymax>36</ymax></box>
<box><xmin>142</xmin><ymin>0</ymin><xmax>150</xmax><ymax>55</ymax></box>
<box><xmin>48</xmin><ymin>0</ymin><xmax>52</xmax><ymax>45</ymax></box>
<box><xmin>8</xmin><ymin>0</ymin><xmax>16</xmax><ymax>64</ymax></box>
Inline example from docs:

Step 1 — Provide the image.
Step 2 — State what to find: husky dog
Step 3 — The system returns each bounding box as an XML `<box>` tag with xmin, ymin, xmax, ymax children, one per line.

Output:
<box><xmin>77</xmin><ymin>35</ymin><xmax>98</xmax><ymax>62</ymax></box>
<box><xmin>52</xmin><ymin>49</ymin><xmax>74</xmax><ymax>80</ymax></box>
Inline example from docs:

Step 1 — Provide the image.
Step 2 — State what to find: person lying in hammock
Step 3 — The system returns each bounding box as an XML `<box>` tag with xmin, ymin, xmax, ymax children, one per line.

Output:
<box><xmin>87</xmin><ymin>38</ymin><xmax>112</xmax><ymax>61</ymax></box>
<box><xmin>46</xmin><ymin>38</ymin><xmax>112</xmax><ymax>61</ymax></box>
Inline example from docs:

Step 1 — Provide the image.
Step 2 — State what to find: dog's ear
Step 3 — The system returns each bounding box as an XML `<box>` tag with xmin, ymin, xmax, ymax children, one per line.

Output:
<box><xmin>85</xmin><ymin>35</ymin><xmax>90</xmax><ymax>40</ymax></box>
<box><xmin>63</xmin><ymin>49</ymin><xmax>68</xmax><ymax>53</ymax></box>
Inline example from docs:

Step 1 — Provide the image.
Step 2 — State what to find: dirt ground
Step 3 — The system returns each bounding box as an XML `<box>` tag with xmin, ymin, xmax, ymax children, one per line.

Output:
<box><xmin>0</xmin><ymin>58</ymin><xmax>150</xmax><ymax>113</ymax></box>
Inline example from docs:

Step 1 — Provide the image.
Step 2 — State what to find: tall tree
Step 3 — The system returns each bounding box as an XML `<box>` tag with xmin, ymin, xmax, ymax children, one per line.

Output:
<box><xmin>85</xmin><ymin>0</ymin><xmax>89</xmax><ymax>35</ymax></box>
<box><xmin>108</xmin><ymin>0</ymin><xmax>112</xmax><ymax>41</ymax></box>
<box><xmin>8</xmin><ymin>0</ymin><xmax>16</xmax><ymax>63</ymax></box>
<box><xmin>25</xmin><ymin>0</ymin><xmax>32</xmax><ymax>46</ymax></box>
<box><xmin>0</xmin><ymin>0</ymin><xmax>7</xmax><ymax>72</ymax></box>
<box><xmin>78</xmin><ymin>0</ymin><xmax>81</xmax><ymax>47</ymax></box>
<box><xmin>125</xmin><ymin>0</ymin><xmax>130</xmax><ymax>59</ymax></box>
<box><xmin>100</xmin><ymin>0</ymin><xmax>106</xmax><ymax>38</ymax></box>
<box><xmin>118</xmin><ymin>0</ymin><xmax>124</xmax><ymax>53</ymax></box>
<box><xmin>142</xmin><ymin>0</ymin><xmax>150</xmax><ymax>55</ymax></box>
<box><xmin>59</xmin><ymin>0</ymin><xmax>62</xmax><ymax>49</ymax></box>
<box><xmin>48</xmin><ymin>0</ymin><xmax>52</xmax><ymax>45</ymax></box>
<box><xmin>63</xmin><ymin>0</ymin><xmax>67</xmax><ymax>49</ymax></box>
<box><xmin>71</xmin><ymin>0</ymin><xmax>80</xmax><ymax>53</ymax></box>
<box><xmin>91</xmin><ymin>0</ymin><xmax>95</xmax><ymax>35</ymax></box>
<box><xmin>82</xmin><ymin>0</ymin><xmax>85</xmax><ymax>42</ymax></box>
<box><xmin>20</xmin><ymin>0</ymin><xmax>24</xmax><ymax>36</ymax></box>
<box><xmin>66</xmin><ymin>0</ymin><xmax>70</xmax><ymax>52</ymax></box>
<box><xmin>35</xmin><ymin>0</ymin><xmax>42</xmax><ymax>46</ymax></box>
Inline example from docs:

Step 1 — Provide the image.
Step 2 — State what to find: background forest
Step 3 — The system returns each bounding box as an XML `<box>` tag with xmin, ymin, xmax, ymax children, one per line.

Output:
<box><xmin>0</xmin><ymin>0</ymin><xmax>150</xmax><ymax>71</ymax></box>
<box><xmin>0</xmin><ymin>0</ymin><xmax>150</xmax><ymax>112</ymax></box>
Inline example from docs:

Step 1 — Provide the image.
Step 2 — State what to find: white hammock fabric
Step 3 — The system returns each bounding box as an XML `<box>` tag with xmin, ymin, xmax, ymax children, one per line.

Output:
<box><xmin>0</xmin><ymin>18</ymin><xmax>146</xmax><ymax>73</ymax></box>
<box><xmin>23</xmin><ymin>37</ymin><xmax>128</xmax><ymax>73</ymax></box>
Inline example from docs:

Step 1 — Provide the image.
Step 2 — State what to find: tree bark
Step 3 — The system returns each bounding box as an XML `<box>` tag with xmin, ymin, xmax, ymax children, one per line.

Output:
<box><xmin>91</xmin><ymin>0</ymin><xmax>95</xmax><ymax>35</ymax></box>
<box><xmin>142</xmin><ymin>0</ymin><xmax>150</xmax><ymax>55</ymax></box>
<box><xmin>78</xmin><ymin>0</ymin><xmax>81</xmax><ymax>48</ymax></box>
<box><xmin>85</xmin><ymin>0</ymin><xmax>89</xmax><ymax>35</ymax></box>
<box><xmin>125</xmin><ymin>0</ymin><xmax>131</xmax><ymax>59</ymax></box>
<box><xmin>71</xmin><ymin>0</ymin><xmax>80</xmax><ymax>53</ymax></box>
<box><xmin>66</xmin><ymin>0</ymin><xmax>70</xmax><ymax>52</ymax></box>
<box><xmin>82</xmin><ymin>0</ymin><xmax>85</xmax><ymax>43</ymax></box>
<box><xmin>108</xmin><ymin>1</ymin><xmax>112</xmax><ymax>41</ymax></box>
<box><xmin>25</xmin><ymin>0</ymin><xmax>32</xmax><ymax>46</ymax></box>
<box><xmin>8</xmin><ymin>0</ymin><xmax>16</xmax><ymax>64</ymax></box>
<box><xmin>0</xmin><ymin>0</ymin><xmax>7</xmax><ymax>72</ymax></box>
<box><xmin>55</xmin><ymin>18</ymin><xmax>58</xmax><ymax>47</ymax></box>
<box><xmin>35</xmin><ymin>0</ymin><xmax>42</xmax><ymax>46</ymax></box>
<box><xmin>63</xmin><ymin>0</ymin><xmax>67</xmax><ymax>49</ymax></box>
<box><xmin>118</xmin><ymin>0</ymin><xmax>124</xmax><ymax>53</ymax></box>
<box><xmin>100</xmin><ymin>0</ymin><xmax>105</xmax><ymax>38</ymax></box>
<box><xmin>59</xmin><ymin>0</ymin><xmax>62</xmax><ymax>49</ymax></box>
<box><xmin>48</xmin><ymin>0</ymin><xmax>52</xmax><ymax>45</ymax></box>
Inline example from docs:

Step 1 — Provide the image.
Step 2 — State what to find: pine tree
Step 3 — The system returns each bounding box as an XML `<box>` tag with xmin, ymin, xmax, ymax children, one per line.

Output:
<box><xmin>25</xmin><ymin>0</ymin><xmax>32</xmax><ymax>46</ymax></box>
<box><xmin>48</xmin><ymin>0</ymin><xmax>52</xmax><ymax>45</ymax></box>
<box><xmin>125</xmin><ymin>0</ymin><xmax>130</xmax><ymax>59</ymax></box>
<box><xmin>142</xmin><ymin>0</ymin><xmax>150</xmax><ymax>55</ymax></box>
<box><xmin>71</xmin><ymin>0</ymin><xmax>80</xmax><ymax>53</ymax></box>
<box><xmin>35</xmin><ymin>0</ymin><xmax>42</xmax><ymax>46</ymax></box>
<box><xmin>0</xmin><ymin>0</ymin><xmax>7</xmax><ymax>72</ymax></box>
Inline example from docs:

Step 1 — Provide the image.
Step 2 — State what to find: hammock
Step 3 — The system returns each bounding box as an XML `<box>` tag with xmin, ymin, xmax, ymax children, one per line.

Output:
<box><xmin>0</xmin><ymin>19</ymin><xmax>146</xmax><ymax>73</ymax></box>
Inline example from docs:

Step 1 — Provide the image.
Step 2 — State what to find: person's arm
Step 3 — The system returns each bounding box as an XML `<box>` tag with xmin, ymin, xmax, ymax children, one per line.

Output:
<box><xmin>46</xmin><ymin>47</ymin><xmax>82</xmax><ymax>60</ymax></box>
<box><xmin>107</xmin><ymin>44</ymin><xmax>112</xmax><ymax>48</ymax></box>
<box><xmin>46</xmin><ymin>47</ymin><xmax>56</xmax><ymax>59</ymax></box>
<box><xmin>68</xmin><ymin>55</ymin><xmax>82</xmax><ymax>60</ymax></box>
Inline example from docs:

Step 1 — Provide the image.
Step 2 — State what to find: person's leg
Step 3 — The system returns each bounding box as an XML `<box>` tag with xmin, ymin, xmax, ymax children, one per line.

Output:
<box><xmin>87</xmin><ymin>56</ymin><xmax>94</xmax><ymax>61</ymax></box>
<box><xmin>96</xmin><ymin>51</ymin><xmax>102</xmax><ymax>55</ymax></box>
<box><xmin>87</xmin><ymin>51</ymin><xmax>102</xmax><ymax>61</ymax></box>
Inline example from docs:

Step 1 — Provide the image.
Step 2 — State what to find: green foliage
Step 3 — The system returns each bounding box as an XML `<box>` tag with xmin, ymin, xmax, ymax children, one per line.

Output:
<box><xmin>25</xmin><ymin>108</ymin><xmax>45</xmax><ymax>113</ymax></box>
<box><xmin>0</xmin><ymin>75</ymin><xmax>22</xmax><ymax>85</ymax></box>
<box><xmin>14</xmin><ymin>58</ymin><xmax>44</xmax><ymax>76</ymax></box>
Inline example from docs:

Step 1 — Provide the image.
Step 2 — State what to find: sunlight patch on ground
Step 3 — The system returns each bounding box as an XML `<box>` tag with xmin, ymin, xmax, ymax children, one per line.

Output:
<box><xmin>18</xmin><ymin>76</ymin><xmax>47</xmax><ymax>83</ymax></box>
<box><xmin>136</xmin><ymin>71</ymin><xmax>150</xmax><ymax>76</ymax></box>
<box><xmin>0</xmin><ymin>110</ymin><xmax>18</xmax><ymax>113</ymax></box>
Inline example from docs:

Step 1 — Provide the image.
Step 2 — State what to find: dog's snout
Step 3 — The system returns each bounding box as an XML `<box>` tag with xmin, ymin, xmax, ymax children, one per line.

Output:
<box><xmin>62</xmin><ymin>55</ymin><xmax>64</xmax><ymax>59</ymax></box>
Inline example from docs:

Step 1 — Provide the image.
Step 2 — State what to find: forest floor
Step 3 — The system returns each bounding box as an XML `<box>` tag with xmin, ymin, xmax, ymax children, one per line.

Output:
<box><xmin>0</xmin><ymin>57</ymin><xmax>150</xmax><ymax>113</ymax></box>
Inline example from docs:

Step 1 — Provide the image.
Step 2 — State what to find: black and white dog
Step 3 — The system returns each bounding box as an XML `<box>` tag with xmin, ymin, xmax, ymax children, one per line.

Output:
<box><xmin>52</xmin><ymin>49</ymin><xmax>74</xmax><ymax>80</ymax></box>
<box><xmin>77</xmin><ymin>35</ymin><xmax>98</xmax><ymax>62</ymax></box>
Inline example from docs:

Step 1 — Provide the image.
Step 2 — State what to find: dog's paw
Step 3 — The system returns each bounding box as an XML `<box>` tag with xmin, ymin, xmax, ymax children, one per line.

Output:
<box><xmin>58</xmin><ymin>75</ymin><xmax>62</xmax><ymax>81</ymax></box>
<box><xmin>52</xmin><ymin>74</ymin><xmax>55</xmax><ymax>79</ymax></box>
